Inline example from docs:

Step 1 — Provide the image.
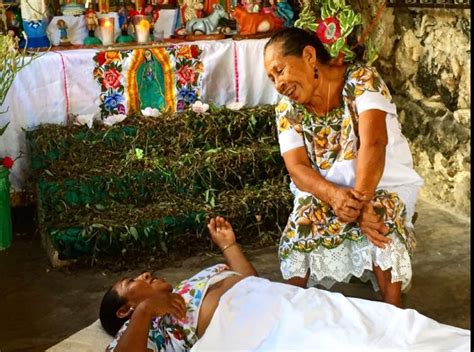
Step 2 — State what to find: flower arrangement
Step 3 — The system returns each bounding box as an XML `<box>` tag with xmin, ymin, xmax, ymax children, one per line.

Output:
<box><xmin>294</xmin><ymin>0</ymin><xmax>362</xmax><ymax>63</ymax></box>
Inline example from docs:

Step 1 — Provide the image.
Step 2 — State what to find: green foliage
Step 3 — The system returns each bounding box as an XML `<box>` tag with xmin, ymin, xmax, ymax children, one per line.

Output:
<box><xmin>29</xmin><ymin>105</ymin><xmax>292</xmax><ymax>266</ymax></box>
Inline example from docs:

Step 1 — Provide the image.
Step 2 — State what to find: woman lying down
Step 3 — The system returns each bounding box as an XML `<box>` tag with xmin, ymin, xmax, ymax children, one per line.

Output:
<box><xmin>100</xmin><ymin>217</ymin><xmax>469</xmax><ymax>352</ymax></box>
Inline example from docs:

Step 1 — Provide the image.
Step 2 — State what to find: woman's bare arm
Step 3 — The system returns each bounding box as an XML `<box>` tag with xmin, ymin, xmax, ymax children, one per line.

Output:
<box><xmin>355</xmin><ymin>109</ymin><xmax>390</xmax><ymax>247</ymax></box>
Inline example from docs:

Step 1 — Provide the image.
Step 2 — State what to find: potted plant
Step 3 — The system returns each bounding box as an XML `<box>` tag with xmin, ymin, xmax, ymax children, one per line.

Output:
<box><xmin>0</xmin><ymin>31</ymin><xmax>43</xmax><ymax>249</ymax></box>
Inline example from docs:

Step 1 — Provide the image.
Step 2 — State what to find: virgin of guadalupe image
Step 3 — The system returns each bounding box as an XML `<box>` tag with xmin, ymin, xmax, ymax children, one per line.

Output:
<box><xmin>136</xmin><ymin>49</ymin><xmax>166</xmax><ymax>110</ymax></box>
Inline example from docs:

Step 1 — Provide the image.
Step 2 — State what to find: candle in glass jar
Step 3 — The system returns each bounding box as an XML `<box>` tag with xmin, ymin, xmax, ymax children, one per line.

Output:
<box><xmin>100</xmin><ymin>17</ymin><xmax>115</xmax><ymax>46</ymax></box>
<box><xmin>133</xmin><ymin>16</ymin><xmax>150</xmax><ymax>44</ymax></box>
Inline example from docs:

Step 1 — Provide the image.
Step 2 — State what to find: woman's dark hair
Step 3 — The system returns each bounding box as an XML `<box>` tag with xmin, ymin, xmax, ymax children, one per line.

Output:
<box><xmin>264</xmin><ymin>27</ymin><xmax>332</xmax><ymax>64</ymax></box>
<box><xmin>264</xmin><ymin>27</ymin><xmax>364</xmax><ymax>64</ymax></box>
<box><xmin>99</xmin><ymin>286</ymin><xmax>129</xmax><ymax>336</ymax></box>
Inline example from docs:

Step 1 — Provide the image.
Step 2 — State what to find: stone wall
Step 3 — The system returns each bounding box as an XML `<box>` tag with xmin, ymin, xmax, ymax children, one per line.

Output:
<box><xmin>354</xmin><ymin>2</ymin><xmax>471</xmax><ymax>216</ymax></box>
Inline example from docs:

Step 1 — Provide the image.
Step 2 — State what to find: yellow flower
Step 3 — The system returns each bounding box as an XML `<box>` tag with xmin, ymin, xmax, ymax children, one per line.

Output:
<box><xmin>316</xmin><ymin>137</ymin><xmax>328</xmax><ymax>148</ymax></box>
<box><xmin>344</xmin><ymin>150</ymin><xmax>355</xmax><ymax>160</ymax></box>
<box><xmin>341</xmin><ymin>117</ymin><xmax>350</xmax><ymax>128</ymax></box>
<box><xmin>352</xmin><ymin>68</ymin><xmax>365</xmax><ymax>80</ymax></box>
<box><xmin>177</xmin><ymin>46</ymin><xmax>193</xmax><ymax>58</ymax></box>
<box><xmin>276</xmin><ymin>100</ymin><xmax>288</xmax><ymax>113</ymax></box>
<box><xmin>287</xmin><ymin>230</ymin><xmax>295</xmax><ymax>239</ymax></box>
<box><xmin>195</xmin><ymin>62</ymin><xmax>204</xmax><ymax>73</ymax></box>
<box><xmin>93</xmin><ymin>67</ymin><xmax>103</xmax><ymax>79</ymax></box>
<box><xmin>319</xmin><ymin>160</ymin><xmax>331</xmax><ymax>170</ymax></box>
<box><xmin>278</xmin><ymin>118</ymin><xmax>290</xmax><ymax>133</ymax></box>
<box><xmin>105</xmin><ymin>51</ymin><xmax>121</xmax><ymax>64</ymax></box>
<box><xmin>354</xmin><ymin>85</ymin><xmax>364</xmax><ymax>97</ymax></box>
<box><xmin>328</xmin><ymin>223</ymin><xmax>341</xmax><ymax>235</ymax></box>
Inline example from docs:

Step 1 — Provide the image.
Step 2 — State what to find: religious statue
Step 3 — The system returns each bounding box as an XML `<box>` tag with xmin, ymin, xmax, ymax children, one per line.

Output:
<box><xmin>179</xmin><ymin>0</ymin><xmax>204</xmax><ymax>26</ymax></box>
<box><xmin>185</xmin><ymin>4</ymin><xmax>229</xmax><ymax>35</ymax></box>
<box><xmin>56</xmin><ymin>19</ymin><xmax>71</xmax><ymax>45</ymax></box>
<box><xmin>83</xmin><ymin>3</ymin><xmax>102</xmax><ymax>45</ymax></box>
<box><xmin>117</xmin><ymin>3</ymin><xmax>134</xmax><ymax>42</ymax></box>
<box><xmin>20</xmin><ymin>0</ymin><xmax>50</xmax><ymax>48</ymax></box>
<box><xmin>136</xmin><ymin>49</ymin><xmax>166</xmax><ymax>110</ymax></box>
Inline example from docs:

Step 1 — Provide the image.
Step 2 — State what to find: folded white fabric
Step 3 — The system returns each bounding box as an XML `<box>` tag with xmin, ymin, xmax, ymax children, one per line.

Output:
<box><xmin>192</xmin><ymin>276</ymin><xmax>470</xmax><ymax>352</ymax></box>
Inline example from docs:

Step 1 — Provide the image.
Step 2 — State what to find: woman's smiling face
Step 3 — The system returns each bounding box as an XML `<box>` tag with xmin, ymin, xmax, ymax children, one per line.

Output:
<box><xmin>264</xmin><ymin>43</ymin><xmax>316</xmax><ymax>104</ymax></box>
<box><xmin>114</xmin><ymin>271</ymin><xmax>173</xmax><ymax>305</ymax></box>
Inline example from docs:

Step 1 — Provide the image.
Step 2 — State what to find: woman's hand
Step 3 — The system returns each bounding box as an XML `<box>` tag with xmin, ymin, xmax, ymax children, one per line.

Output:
<box><xmin>358</xmin><ymin>203</ymin><xmax>390</xmax><ymax>249</ymax></box>
<box><xmin>328</xmin><ymin>187</ymin><xmax>365</xmax><ymax>223</ymax></box>
<box><xmin>138</xmin><ymin>292</ymin><xmax>187</xmax><ymax>320</ymax></box>
<box><xmin>208</xmin><ymin>216</ymin><xmax>236</xmax><ymax>251</ymax></box>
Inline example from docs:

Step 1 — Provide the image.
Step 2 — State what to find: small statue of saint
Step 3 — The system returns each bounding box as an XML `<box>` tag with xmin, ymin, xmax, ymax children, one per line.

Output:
<box><xmin>56</xmin><ymin>19</ymin><xmax>71</xmax><ymax>45</ymax></box>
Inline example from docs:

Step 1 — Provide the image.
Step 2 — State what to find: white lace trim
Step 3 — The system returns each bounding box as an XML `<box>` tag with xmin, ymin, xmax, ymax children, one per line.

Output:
<box><xmin>279</xmin><ymin>232</ymin><xmax>412</xmax><ymax>292</ymax></box>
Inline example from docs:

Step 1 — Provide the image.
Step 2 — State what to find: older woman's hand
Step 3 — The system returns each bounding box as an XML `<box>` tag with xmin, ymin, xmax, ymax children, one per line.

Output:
<box><xmin>328</xmin><ymin>187</ymin><xmax>365</xmax><ymax>223</ymax></box>
<box><xmin>358</xmin><ymin>203</ymin><xmax>390</xmax><ymax>249</ymax></box>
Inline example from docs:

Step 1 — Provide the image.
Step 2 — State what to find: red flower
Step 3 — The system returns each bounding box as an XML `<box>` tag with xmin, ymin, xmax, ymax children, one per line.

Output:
<box><xmin>190</xmin><ymin>45</ymin><xmax>199</xmax><ymax>59</ymax></box>
<box><xmin>2</xmin><ymin>156</ymin><xmax>14</xmax><ymax>169</ymax></box>
<box><xmin>96</xmin><ymin>51</ymin><xmax>106</xmax><ymax>66</ymax></box>
<box><xmin>173</xmin><ymin>329</ymin><xmax>184</xmax><ymax>340</ymax></box>
<box><xmin>177</xmin><ymin>65</ymin><xmax>196</xmax><ymax>86</ymax></box>
<box><xmin>316</xmin><ymin>17</ymin><xmax>341</xmax><ymax>44</ymax></box>
<box><xmin>103</xmin><ymin>68</ymin><xmax>122</xmax><ymax>90</ymax></box>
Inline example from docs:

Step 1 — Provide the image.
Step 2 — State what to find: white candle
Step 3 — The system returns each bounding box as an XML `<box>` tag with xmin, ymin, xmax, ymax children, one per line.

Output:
<box><xmin>134</xmin><ymin>16</ymin><xmax>150</xmax><ymax>44</ymax></box>
<box><xmin>100</xmin><ymin>17</ymin><xmax>115</xmax><ymax>46</ymax></box>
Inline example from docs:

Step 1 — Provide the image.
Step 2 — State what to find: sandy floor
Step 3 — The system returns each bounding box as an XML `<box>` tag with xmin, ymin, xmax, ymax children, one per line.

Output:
<box><xmin>0</xmin><ymin>197</ymin><xmax>470</xmax><ymax>352</ymax></box>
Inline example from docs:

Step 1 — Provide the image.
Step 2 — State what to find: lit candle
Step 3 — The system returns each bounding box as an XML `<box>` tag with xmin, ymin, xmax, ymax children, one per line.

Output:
<box><xmin>100</xmin><ymin>17</ymin><xmax>115</xmax><ymax>46</ymax></box>
<box><xmin>133</xmin><ymin>16</ymin><xmax>150</xmax><ymax>44</ymax></box>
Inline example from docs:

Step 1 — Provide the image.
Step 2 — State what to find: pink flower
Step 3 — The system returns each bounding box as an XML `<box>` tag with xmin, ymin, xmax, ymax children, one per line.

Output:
<box><xmin>103</xmin><ymin>68</ymin><xmax>121</xmax><ymax>90</ymax></box>
<box><xmin>316</xmin><ymin>17</ymin><xmax>341</xmax><ymax>44</ymax></box>
<box><xmin>177</xmin><ymin>283</ymin><xmax>191</xmax><ymax>295</ymax></box>
<box><xmin>177</xmin><ymin>65</ymin><xmax>196</xmax><ymax>86</ymax></box>
<box><xmin>2</xmin><ymin>156</ymin><xmax>14</xmax><ymax>169</ymax></box>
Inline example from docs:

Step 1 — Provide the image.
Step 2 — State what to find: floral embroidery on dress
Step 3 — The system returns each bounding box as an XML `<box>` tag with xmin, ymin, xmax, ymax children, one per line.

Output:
<box><xmin>279</xmin><ymin>189</ymin><xmax>413</xmax><ymax>259</ymax></box>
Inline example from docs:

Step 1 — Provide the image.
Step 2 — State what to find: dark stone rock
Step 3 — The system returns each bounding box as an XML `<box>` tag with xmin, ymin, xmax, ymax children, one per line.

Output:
<box><xmin>439</xmin><ymin>85</ymin><xmax>459</xmax><ymax>112</ymax></box>
<box><xmin>416</xmin><ymin>61</ymin><xmax>438</xmax><ymax>97</ymax></box>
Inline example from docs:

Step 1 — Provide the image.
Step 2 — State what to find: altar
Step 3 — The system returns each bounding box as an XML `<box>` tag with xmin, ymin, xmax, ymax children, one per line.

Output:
<box><xmin>1</xmin><ymin>38</ymin><xmax>279</xmax><ymax>192</ymax></box>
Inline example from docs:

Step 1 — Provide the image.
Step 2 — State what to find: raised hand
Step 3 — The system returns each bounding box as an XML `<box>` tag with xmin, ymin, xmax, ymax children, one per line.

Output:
<box><xmin>207</xmin><ymin>216</ymin><xmax>236</xmax><ymax>251</ymax></box>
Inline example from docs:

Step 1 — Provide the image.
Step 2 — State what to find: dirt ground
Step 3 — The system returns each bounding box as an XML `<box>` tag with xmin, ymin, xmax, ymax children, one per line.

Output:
<box><xmin>0</xmin><ymin>197</ymin><xmax>470</xmax><ymax>352</ymax></box>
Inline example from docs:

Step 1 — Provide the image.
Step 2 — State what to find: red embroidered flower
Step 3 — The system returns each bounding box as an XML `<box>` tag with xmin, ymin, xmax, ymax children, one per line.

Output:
<box><xmin>2</xmin><ymin>156</ymin><xmax>14</xmax><ymax>169</ymax></box>
<box><xmin>177</xmin><ymin>65</ymin><xmax>196</xmax><ymax>86</ymax></box>
<box><xmin>173</xmin><ymin>330</ymin><xmax>184</xmax><ymax>340</ymax></box>
<box><xmin>190</xmin><ymin>45</ymin><xmax>199</xmax><ymax>59</ymax></box>
<box><xmin>103</xmin><ymin>68</ymin><xmax>121</xmax><ymax>90</ymax></box>
<box><xmin>316</xmin><ymin>17</ymin><xmax>341</xmax><ymax>44</ymax></box>
<box><xmin>96</xmin><ymin>51</ymin><xmax>106</xmax><ymax>66</ymax></box>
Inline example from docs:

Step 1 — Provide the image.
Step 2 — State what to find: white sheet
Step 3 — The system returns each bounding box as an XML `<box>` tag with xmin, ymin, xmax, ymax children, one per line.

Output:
<box><xmin>192</xmin><ymin>276</ymin><xmax>470</xmax><ymax>352</ymax></box>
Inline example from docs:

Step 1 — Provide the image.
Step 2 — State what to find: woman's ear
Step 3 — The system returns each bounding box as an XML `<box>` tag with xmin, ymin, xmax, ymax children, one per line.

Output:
<box><xmin>116</xmin><ymin>304</ymin><xmax>134</xmax><ymax>319</ymax></box>
<box><xmin>302</xmin><ymin>45</ymin><xmax>317</xmax><ymax>67</ymax></box>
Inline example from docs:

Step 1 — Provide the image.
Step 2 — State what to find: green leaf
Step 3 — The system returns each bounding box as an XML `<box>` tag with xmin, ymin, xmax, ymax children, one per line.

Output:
<box><xmin>0</xmin><ymin>122</ymin><xmax>10</xmax><ymax>136</ymax></box>
<box><xmin>129</xmin><ymin>226</ymin><xmax>139</xmax><ymax>240</ymax></box>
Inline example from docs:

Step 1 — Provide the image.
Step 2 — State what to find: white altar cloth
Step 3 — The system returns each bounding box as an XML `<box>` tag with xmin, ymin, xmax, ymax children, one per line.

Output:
<box><xmin>0</xmin><ymin>38</ymin><xmax>278</xmax><ymax>190</ymax></box>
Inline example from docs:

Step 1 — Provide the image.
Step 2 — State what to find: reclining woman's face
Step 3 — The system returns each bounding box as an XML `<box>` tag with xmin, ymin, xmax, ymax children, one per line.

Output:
<box><xmin>114</xmin><ymin>271</ymin><xmax>173</xmax><ymax>304</ymax></box>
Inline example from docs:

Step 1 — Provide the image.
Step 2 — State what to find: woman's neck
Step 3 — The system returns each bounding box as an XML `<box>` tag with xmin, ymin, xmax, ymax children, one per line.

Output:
<box><xmin>306</xmin><ymin>64</ymin><xmax>347</xmax><ymax>115</ymax></box>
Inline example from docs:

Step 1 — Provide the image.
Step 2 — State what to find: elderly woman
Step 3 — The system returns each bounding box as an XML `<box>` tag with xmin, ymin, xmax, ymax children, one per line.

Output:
<box><xmin>99</xmin><ymin>217</ymin><xmax>469</xmax><ymax>352</ymax></box>
<box><xmin>263</xmin><ymin>27</ymin><xmax>423</xmax><ymax>307</ymax></box>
